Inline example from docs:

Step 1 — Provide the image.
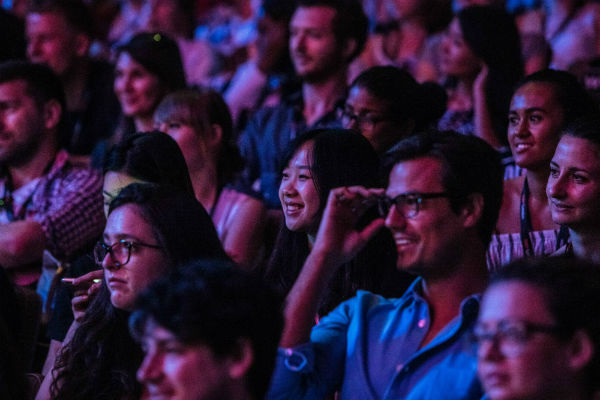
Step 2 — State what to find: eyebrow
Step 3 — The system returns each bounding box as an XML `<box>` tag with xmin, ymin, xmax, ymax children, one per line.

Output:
<box><xmin>509</xmin><ymin>107</ymin><xmax>547</xmax><ymax>113</ymax></box>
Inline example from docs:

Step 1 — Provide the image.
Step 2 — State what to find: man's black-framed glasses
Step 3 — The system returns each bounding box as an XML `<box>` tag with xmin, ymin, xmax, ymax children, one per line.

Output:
<box><xmin>473</xmin><ymin>319</ymin><xmax>562</xmax><ymax>358</ymax></box>
<box><xmin>94</xmin><ymin>239</ymin><xmax>162</xmax><ymax>267</ymax></box>
<box><xmin>377</xmin><ymin>192</ymin><xmax>451</xmax><ymax>218</ymax></box>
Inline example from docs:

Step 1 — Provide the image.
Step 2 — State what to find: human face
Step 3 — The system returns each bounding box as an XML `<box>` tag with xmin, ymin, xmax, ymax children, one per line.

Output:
<box><xmin>102</xmin><ymin>205</ymin><xmax>169</xmax><ymax>311</ymax></box>
<box><xmin>394</xmin><ymin>0</ymin><xmax>421</xmax><ymax>19</ymax></box>
<box><xmin>138</xmin><ymin>321</ymin><xmax>232</xmax><ymax>400</ymax></box>
<box><xmin>0</xmin><ymin>80</ymin><xmax>46</xmax><ymax>167</ymax></box>
<box><xmin>440</xmin><ymin>18</ymin><xmax>482</xmax><ymax>79</ymax></box>
<box><xmin>114</xmin><ymin>52</ymin><xmax>163</xmax><ymax>119</ymax></box>
<box><xmin>103</xmin><ymin>171</ymin><xmax>146</xmax><ymax>217</ymax></box>
<box><xmin>384</xmin><ymin>157</ymin><xmax>465</xmax><ymax>274</ymax></box>
<box><xmin>156</xmin><ymin>119</ymin><xmax>207</xmax><ymax>171</ymax></box>
<box><xmin>26</xmin><ymin>12</ymin><xmax>85</xmax><ymax>77</ymax></box>
<box><xmin>546</xmin><ymin>135</ymin><xmax>600</xmax><ymax>232</ymax></box>
<box><xmin>147</xmin><ymin>0</ymin><xmax>184</xmax><ymax>37</ymax></box>
<box><xmin>508</xmin><ymin>83</ymin><xmax>564</xmax><ymax>170</ymax></box>
<box><xmin>289</xmin><ymin>6</ymin><xmax>345</xmax><ymax>82</ymax></box>
<box><xmin>342</xmin><ymin>85</ymin><xmax>403</xmax><ymax>153</ymax></box>
<box><xmin>256</xmin><ymin>14</ymin><xmax>289</xmax><ymax>72</ymax></box>
<box><xmin>477</xmin><ymin>281</ymin><xmax>573</xmax><ymax>400</ymax></box>
<box><xmin>279</xmin><ymin>142</ymin><xmax>321</xmax><ymax>234</ymax></box>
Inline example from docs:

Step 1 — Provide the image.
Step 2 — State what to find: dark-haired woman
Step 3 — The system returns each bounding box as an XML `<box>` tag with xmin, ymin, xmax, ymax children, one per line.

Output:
<box><xmin>264</xmin><ymin>128</ymin><xmax>409</xmax><ymax>316</ymax></box>
<box><xmin>155</xmin><ymin>88</ymin><xmax>266</xmax><ymax>269</ymax></box>
<box><xmin>37</xmin><ymin>184</ymin><xmax>229</xmax><ymax>400</ymax></box>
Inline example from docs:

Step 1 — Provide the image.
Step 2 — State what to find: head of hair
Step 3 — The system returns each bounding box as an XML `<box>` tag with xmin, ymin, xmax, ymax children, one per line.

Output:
<box><xmin>28</xmin><ymin>0</ymin><xmax>94</xmax><ymax>38</ymax></box>
<box><xmin>154</xmin><ymin>88</ymin><xmax>244</xmax><ymax>186</ymax></box>
<box><xmin>0</xmin><ymin>60</ymin><xmax>66</xmax><ymax>136</ymax></box>
<box><xmin>457</xmin><ymin>5</ymin><xmax>523</xmax><ymax>143</ymax></box>
<box><xmin>386</xmin><ymin>130</ymin><xmax>503</xmax><ymax>246</ymax></box>
<box><xmin>490</xmin><ymin>256</ymin><xmax>600</xmax><ymax>392</ymax></box>
<box><xmin>51</xmin><ymin>184</ymin><xmax>229</xmax><ymax>400</ymax></box>
<box><xmin>103</xmin><ymin>131</ymin><xmax>195</xmax><ymax>196</ymax></box>
<box><xmin>561</xmin><ymin>114</ymin><xmax>600</xmax><ymax>149</ymax></box>
<box><xmin>131</xmin><ymin>260</ymin><xmax>284</xmax><ymax>400</ymax></box>
<box><xmin>350</xmin><ymin>65</ymin><xmax>447</xmax><ymax>132</ymax></box>
<box><xmin>116</xmin><ymin>32</ymin><xmax>186</xmax><ymax>93</ymax></box>
<box><xmin>295</xmin><ymin>0</ymin><xmax>368</xmax><ymax>61</ymax></box>
<box><xmin>280</xmin><ymin>128</ymin><xmax>381</xmax><ymax>209</ymax></box>
<box><xmin>263</xmin><ymin>0</ymin><xmax>297</xmax><ymax>22</ymax></box>
<box><xmin>517</xmin><ymin>69</ymin><xmax>599</xmax><ymax>129</ymax></box>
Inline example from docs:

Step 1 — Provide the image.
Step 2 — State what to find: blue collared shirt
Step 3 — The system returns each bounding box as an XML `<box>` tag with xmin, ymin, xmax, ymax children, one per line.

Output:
<box><xmin>267</xmin><ymin>279</ymin><xmax>483</xmax><ymax>400</ymax></box>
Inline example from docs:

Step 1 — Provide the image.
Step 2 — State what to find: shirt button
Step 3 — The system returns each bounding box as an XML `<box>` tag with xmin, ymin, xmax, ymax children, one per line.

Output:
<box><xmin>418</xmin><ymin>319</ymin><xmax>426</xmax><ymax>328</ymax></box>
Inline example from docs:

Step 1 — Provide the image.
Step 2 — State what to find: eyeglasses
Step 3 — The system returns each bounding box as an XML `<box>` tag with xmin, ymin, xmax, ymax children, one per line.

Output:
<box><xmin>377</xmin><ymin>192</ymin><xmax>451</xmax><ymax>218</ymax></box>
<box><xmin>473</xmin><ymin>319</ymin><xmax>562</xmax><ymax>358</ymax></box>
<box><xmin>94</xmin><ymin>239</ymin><xmax>162</xmax><ymax>267</ymax></box>
<box><xmin>338</xmin><ymin>106</ymin><xmax>394</xmax><ymax>131</ymax></box>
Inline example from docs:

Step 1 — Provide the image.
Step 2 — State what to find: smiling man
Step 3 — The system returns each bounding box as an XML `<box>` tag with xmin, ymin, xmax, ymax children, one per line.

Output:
<box><xmin>267</xmin><ymin>130</ymin><xmax>504</xmax><ymax>399</ymax></box>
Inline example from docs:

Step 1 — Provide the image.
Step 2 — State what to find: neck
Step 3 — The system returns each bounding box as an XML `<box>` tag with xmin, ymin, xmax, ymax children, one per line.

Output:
<box><xmin>62</xmin><ymin>60</ymin><xmax>89</xmax><ymax>111</ymax></box>
<box><xmin>189</xmin><ymin>164</ymin><xmax>219</xmax><ymax>212</ymax></box>
<box><xmin>526</xmin><ymin>168</ymin><xmax>550</xmax><ymax>200</ymax></box>
<box><xmin>9</xmin><ymin>143</ymin><xmax>57</xmax><ymax>189</ymax></box>
<box><xmin>302</xmin><ymin>72</ymin><xmax>347</xmax><ymax>126</ymax></box>
<box><xmin>133</xmin><ymin>114</ymin><xmax>155</xmax><ymax>132</ymax></box>
<box><xmin>570</xmin><ymin>229</ymin><xmax>600</xmax><ymax>263</ymax></box>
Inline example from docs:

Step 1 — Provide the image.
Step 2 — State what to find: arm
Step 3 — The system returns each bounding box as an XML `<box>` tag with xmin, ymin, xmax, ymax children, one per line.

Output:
<box><xmin>472</xmin><ymin>65</ymin><xmax>504</xmax><ymax>150</ymax></box>
<box><xmin>0</xmin><ymin>220</ymin><xmax>45</xmax><ymax>269</ymax></box>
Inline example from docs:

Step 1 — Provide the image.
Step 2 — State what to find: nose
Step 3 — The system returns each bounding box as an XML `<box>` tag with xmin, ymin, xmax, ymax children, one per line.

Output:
<box><xmin>27</xmin><ymin>37</ymin><xmax>42</xmax><ymax>59</ymax></box>
<box><xmin>137</xmin><ymin>348</ymin><xmax>162</xmax><ymax>384</ymax></box>
<box><xmin>384</xmin><ymin>204</ymin><xmax>407</xmax><ymax>232</ymax></box>
<box><xmin>547</xmin><ymin>172</ymin><xmax>566</xmax><ymax>199</ymax></box>
<box><xmin>101</xmin><ymin>250</ymin><xmax>119</xmax><ymax>271</ymax></box>
<box><xmin>514</xmin><ymin>118</ymin><xmax>529</xmax><ymax>138</ymax></box>
<box><xmin>290</xmin><ymin>32</ymin><xmax>305</xmax><ymax>53</ymax></box>
<box><xmin>477</xmin><ymin>336</ymin><xmax>503</xmax><ymax>362</ymax></box>
<box><xmin>343</xmin><ymin>114</ymin><xmax>359</xmax><ymax>131</ymax></box>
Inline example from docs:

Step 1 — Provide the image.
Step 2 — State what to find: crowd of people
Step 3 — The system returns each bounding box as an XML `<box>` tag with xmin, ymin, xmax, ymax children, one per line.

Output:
<box><xmin>0</xmin><ymin>0</ymin><xmax>600</xmax><ymax>399</ymax></box>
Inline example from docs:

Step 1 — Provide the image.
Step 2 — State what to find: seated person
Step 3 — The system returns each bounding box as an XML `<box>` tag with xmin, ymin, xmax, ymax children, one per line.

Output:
<box><xmin>488</xmin><ymin>70</ymin><xmax>597</xmax><ymax>270</ymax></box>
<box><xmin>154</xmin><ymin>89</ymin><xmax>266</xmax><ymax>269</ymax></box>
<box><xmin>476</xmin><ymin>257</ymin><xmax>600</xmax><ymax>400</ymax></box>
<box><xmin>547</xmin><ymin>115</ymin><xmax>600</xmax><ymax>263</ymax></box>
<box><xmin>36</xmin><ymin>184</ymin><xmax>229</xmax><ymax>400</ymax></box>
<box><xmin>131</xmin><ymin>259</ymin><xmax>284</xmax><ymax>400</ymax></box>
<box><xmin>267</xmin><ymin>131</ymin><xmax>503</xmax><ymax>399</ymax></box>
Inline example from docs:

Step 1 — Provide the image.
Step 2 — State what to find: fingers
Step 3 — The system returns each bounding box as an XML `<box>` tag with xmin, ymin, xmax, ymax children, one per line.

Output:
<box><xmin>72</xmin><ymin>269</ymin><xmax>104</xmax><ymax>287</ymax></box>
<box><xmin>359</xmin><ymin>218</ymin><xmax>386</xmax><ymax>243</ymax></box>
<box><xmin>330</xmin><ymin>186</ymin><xmax>384</xmax><ymax>215</ymax></box>
<box><xmin>72</xmin><ymin>295</ymin><xmax>89</xmax><ymax>322</ymax></box>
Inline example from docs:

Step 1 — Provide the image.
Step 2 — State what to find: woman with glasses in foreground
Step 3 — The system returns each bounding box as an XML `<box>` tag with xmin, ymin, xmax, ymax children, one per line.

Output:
<box><xmin>476</xmin><ymin>257</ymin><xmax>600</xmax><ymax>400</ymax></box>
<box><xmin>37</xmin><ymin>183</ymin><xmax>228</xmax><ymax>400</ymax></box>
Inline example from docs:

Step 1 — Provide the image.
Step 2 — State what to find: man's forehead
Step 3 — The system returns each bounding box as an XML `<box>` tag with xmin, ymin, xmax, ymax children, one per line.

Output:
<box><xmin>0</xmin><ymin>80</ymin><xmax>31</xmax><ymax>99</ymax></box>
<box><xmin>291</xmin><ymin>5</ymin><xmax>337</xmax><ymax>28</ymax></box>
<box><xmin>386</xmin><ymin>157</ymin><xmax>445</xmax><ymax>195</ymax></box>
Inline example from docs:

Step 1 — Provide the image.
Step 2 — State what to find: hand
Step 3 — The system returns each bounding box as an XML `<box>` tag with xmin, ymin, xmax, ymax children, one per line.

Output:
<box><xmin>473</xmin><ymin>63</ymin><xmax>489</xmax><ymax>97</ymax></box>
<box><xmin>312</xmin><ymin>186</ymin><xmax>386</xmax><ymax>266</ymax></box>
<box><xmin>71</xmin><ymin>269</ymin><xmax>103</xmax><ymax>322</ymax></box>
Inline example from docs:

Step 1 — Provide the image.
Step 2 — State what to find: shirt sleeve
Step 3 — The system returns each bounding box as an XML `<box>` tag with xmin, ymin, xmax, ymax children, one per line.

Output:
<box><xmin>33</xmin><ymin>166</ymin><xmax>105</xmax><ymax>260</ymax></box>
<box><xmin>266</xmin><ymin>297</ymin><xmax>356</xmax><ymax>400</ymax></box>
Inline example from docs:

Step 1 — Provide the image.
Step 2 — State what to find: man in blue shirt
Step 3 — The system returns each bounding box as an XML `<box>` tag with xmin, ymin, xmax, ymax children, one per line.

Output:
<box><xmin>237</xmin><ymin>0</ymin><xmax>368</xmax><ymax>208</ymax></box>
<box><xmin>267</xmin><ymin>131</ymin><xmax>504</xmax><ymax>399</ymax></box>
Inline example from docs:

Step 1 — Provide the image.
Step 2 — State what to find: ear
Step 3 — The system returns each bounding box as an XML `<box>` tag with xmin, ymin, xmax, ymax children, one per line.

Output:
<box><xmin>208</xmin><ymin>124</ymin><xmax>223</xmax><ymax>148</ymax></box>
<box><xmin>43</xmin><ymin>99</ymin><xmax>62</xmax><ymax>131</ymax></box>
<box><xmin>342</xmin><ymin>38</ymin><xmax>358</xmax><ymax>62</ymax></box>
<box><xmin>74</xmin><ymin>33</ymin><xmax>91</xmax><ymax>58</ymax></box>
<box><xmin>227</xmin><ymin>338</ymin><xmax>254</xmax><ymax>380</ymax></box>
<box><xmin>460</xmin><ymin>192</ymin><xmax>484</xmax><ymax>229</ymax></box>
<box><xmin>566</xmin><ymin>330</ymin><xmax>594</xmax><ymax>372</ymax></box>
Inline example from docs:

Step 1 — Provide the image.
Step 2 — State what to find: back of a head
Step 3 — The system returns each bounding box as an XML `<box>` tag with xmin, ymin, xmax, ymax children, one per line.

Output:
<box><xmin>117</xmin><ymin>32</ymin><xmax>186</xmax><ymax>92</ymax></box>
<box><xmin>109</xmin><ymin>183</ymin><xmax>229</xmax><ymax>266</ymax></box>
<box><xmin>518</xmin><ymin>69</ymin><xmax>599</xmax><ymax>128</ymax></box>
<box><xmin>490</xmin><ymin>256</ymin><xmax>600</xmax><ymax>392</ymax></box>
<box><xmin>131</xmin><ymin>260</ymin><xmax>284</xmax><ymax>400</ymax></box>
<box><xmin>351</xmin><ymin>66</ymin><xmax>447</xmax><ymax>132</ymax></box>
<box><xmin>103</xmin><ymin>131</ymin><xmax>195</xmax><ymax>196</ymax></box>
<box><xmin>387</xmin><ymin>130</ymin><xmax>503</xmax><ymax>246</ymax></box>
<box><xmin>27</xmin><ymin>0</ymin><xmax>94</xmax><ymax>38</ymax></box>
<box><xmin>296</xmin><ymin>0</ymin><xmax>368</xmax><ymax>62</ymax></box>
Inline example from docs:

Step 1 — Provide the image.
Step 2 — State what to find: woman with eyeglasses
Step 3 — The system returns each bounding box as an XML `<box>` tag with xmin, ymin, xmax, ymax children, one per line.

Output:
<box><xmin>263</xmin><ymin>128</ymin><xmax>410</xmax><ymax>316</ymax></box>
<box><xmin>36</xmin><ymin>184</ymin><xmax>228</xmax><ymax>400</ymax></box>
<box><xmin>475</xmin><ymin>257</ymin><xmax>600</xmax><ymax>400</ymax></box>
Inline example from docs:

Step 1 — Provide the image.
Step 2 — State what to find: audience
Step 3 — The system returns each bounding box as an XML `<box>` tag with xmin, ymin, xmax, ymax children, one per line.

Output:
<box><xmin>477</xmin><ymin>257</ymin><xmax>600</xmax><ymax>400</ymax></box>
<box><xmin>36</xmin><ymin>184</ymin><xmax>229</xmax><ymax>400</ymax></box>
<box><xmin>0</xmin><ymin>61</ymin><xmax>104</xmax><ymax>287</ymax></box>
<box><xmin>154</xmin><ymin>88</ymin><xmax>266</xmax><ymax>268</ymax></box>
<box><xmin>267</xmin><ymin>131</ymin><xmax>503</xmax><ymax>399</ymax></box>
<box><xmin>488</xmin><ymin>69</ymin><xmax>597</xmax><ymax>270</ymax></box>
<box><xmin>238</xmin><ymin>0</ymin><xmax>368</xmax><ymax>208</ymax></box>
<box><xmin>131</xmin><ymin>260</ymin><xmax>284</xmax><ymax>400</ymax></box>
<box><xmin>548</xmin><ymin>115</ymin><xmax>600</xmax><ymax>263</ymax></box>
<box><xmin>264</xmin><ymin>128</ymin><xmax>409</xmax><ymax>316</ymax></box>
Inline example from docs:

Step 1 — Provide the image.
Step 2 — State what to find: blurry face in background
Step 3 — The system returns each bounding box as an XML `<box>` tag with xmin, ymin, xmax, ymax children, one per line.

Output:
<box><xmin>289</xmin><ymin>6</ymin><xmax>346</xmax><ymax>82</ymax></box>
<box><xmin>440</xmin><ymin>18</ymin><xmax>482</xmax><ymax>79</ymax></box>
<box><xmin>279</xmin><ymin>141</ymin><xmax>321</xmax><ymax>234</ymax></box>
<box><xmin>114</xmin><ymin>52</ymin><xmax>163</xmax><ymax>118</ymax></box>
<box><xmin>26</xmin><ymin>12</ymin><xmax>88</xmax><ymax>77</ymax></box>
<box><xmin>156</xmin><ymin>118</ymin><xmax>209</xmax><ymax>171</ymax></box>
<box><xmin>507</xmin><ymin>82</ymin><xmax>564</xmax><ymax>170</ymax></box>
<box><xmin>146</xmin><ymin>0</ymin><xmax>187</xmax><ymax>38</ymax></box>
<box><xmin>256</xmin><ymin>13</ymin><xmax>289</xmax><ymax>73</ymax></box>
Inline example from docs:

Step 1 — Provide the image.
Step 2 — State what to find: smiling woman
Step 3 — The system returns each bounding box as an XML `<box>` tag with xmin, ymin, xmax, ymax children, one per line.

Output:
<box><xmin>40</xmin><ymin>184</ymin><xmax>229</xmax><ymax>400</ymax></box>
